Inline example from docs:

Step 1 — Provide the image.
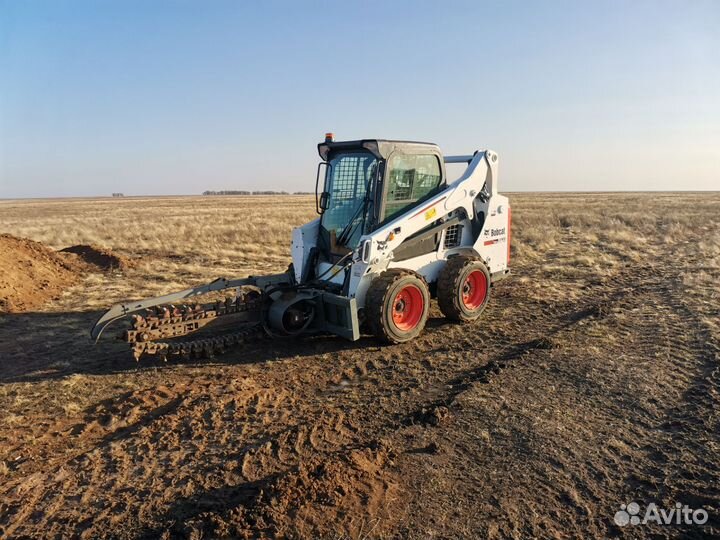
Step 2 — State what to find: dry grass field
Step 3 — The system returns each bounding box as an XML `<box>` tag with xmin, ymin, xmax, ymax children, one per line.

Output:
<box><xmin>0</xmin><ymin>193</ymin><xmax>718</xmax><ymax>539</ymax></box>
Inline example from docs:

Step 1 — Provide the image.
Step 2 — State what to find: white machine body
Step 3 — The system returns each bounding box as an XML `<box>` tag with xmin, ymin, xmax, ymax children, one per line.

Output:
<box><xmin>292</xmin><ymin>149</ymin><xmax>511</xmax><ymax>311</ymax></box>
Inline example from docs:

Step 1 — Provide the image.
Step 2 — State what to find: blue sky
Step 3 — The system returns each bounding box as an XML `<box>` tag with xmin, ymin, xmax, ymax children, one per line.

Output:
<box><xmin>1</xmin><ymin>0</ymin><xmax>718</xmax><ymax>197</ymax></box>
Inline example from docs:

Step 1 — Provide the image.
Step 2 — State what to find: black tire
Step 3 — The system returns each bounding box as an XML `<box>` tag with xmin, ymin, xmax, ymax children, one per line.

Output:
<box><xmin>366</xmin><ymin>269</ymin><xmax>430</xmax><ymax>344</ymax></box>
<box><xmin>437</xmin><ymin>256</ymin><xmax>491</xmax><ymax>322</ymax></box>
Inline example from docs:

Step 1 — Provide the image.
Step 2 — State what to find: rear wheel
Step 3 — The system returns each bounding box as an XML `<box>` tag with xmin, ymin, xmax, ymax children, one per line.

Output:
<box><xmin>366</xmin><ymin>270</ymin><xmax>430</xmax><ymax>343</ymax></box>
<box><xmin>437</xmin><ymin>256</ymin><xmax>491</xmax><ymax>322</ymax></box>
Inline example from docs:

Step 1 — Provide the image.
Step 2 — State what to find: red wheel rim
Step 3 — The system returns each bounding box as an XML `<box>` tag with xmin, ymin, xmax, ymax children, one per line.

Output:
<box><xmin>462</xmin><ymin>270</ymin><xmax>488</xmax><ymax>310</ymax></box>
<box><xmin>392</xmin><ymin>284</ymin><xmax>424</xmax><ymax>331</ymax></box>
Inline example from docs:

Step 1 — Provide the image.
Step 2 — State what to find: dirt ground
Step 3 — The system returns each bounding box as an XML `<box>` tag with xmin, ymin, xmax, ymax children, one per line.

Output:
<box><xmin>0</xmin><ymin>193</ymin><xmax>718</xmax><ymax>539</ymax></box>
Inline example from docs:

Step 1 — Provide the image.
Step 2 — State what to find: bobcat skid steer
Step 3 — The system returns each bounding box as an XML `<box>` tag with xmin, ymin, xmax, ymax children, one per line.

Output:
<box><xmin>91</xmin><ymin>135</ymin><xmax>511</xmax><ymax>360</ymax></box>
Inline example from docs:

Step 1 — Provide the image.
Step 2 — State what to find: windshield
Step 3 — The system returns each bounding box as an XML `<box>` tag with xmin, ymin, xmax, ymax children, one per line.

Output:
<box><xmin>320</xmin><ymin>151</ymin><xmax>378</xmax><ymax>251</ymax></box>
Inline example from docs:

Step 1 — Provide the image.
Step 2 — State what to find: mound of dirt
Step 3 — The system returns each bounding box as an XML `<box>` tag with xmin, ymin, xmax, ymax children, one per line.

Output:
<box><xmin>0</xmin><ymin>234</ymin><xmax>82</xmax><ymax>313</ymax></box>
<box><xmin>59</xmin><ymin>244</ymin><xmax>133</xmax><ymax>271</ymax></box>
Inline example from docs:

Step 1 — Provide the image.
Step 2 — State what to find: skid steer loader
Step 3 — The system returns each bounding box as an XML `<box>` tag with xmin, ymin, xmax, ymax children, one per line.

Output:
<box><xmin>91</xmin><ymin>135</ymin><xmax>511</xmax><ymax>359</ymax></box>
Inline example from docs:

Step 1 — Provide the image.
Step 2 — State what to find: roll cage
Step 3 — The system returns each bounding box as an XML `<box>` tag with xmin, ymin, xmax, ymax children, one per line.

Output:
<box><xmin>315</xmin><ymin>139</ymin><xmax>448</xmax><ymax>255</ymax></box>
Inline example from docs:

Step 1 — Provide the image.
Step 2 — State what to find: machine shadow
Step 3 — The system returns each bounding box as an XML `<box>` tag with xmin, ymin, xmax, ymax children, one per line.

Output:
<box><xmin>0</xmin><ymin>309</ymin><xmax>455</xmax><ymax>384</ymax></box>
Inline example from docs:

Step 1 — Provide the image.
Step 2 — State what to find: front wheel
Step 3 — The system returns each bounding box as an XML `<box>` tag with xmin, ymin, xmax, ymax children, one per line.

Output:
<box><xmin>437</xmin><ymin>256</ymin><xmax>491</xmax><ymax>322</ymax></box>
<box><xmin>366</xmin><ymin>270</ymin><xmax>430</xmax><ymax>343</ymax></box>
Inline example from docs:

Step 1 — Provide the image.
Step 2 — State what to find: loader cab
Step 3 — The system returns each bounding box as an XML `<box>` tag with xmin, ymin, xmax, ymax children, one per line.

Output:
<box><xmin>316</xmin><ymin>137</ymin><xmax>446</xmax><ymax>259</ymax></box>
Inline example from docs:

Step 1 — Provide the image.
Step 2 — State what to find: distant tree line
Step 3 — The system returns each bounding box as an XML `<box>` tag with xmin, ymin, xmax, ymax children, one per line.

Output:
<box><xmin>202</xmin><ymin>190</ymin><xmax>313</xmax><ymax>196</ymax></box>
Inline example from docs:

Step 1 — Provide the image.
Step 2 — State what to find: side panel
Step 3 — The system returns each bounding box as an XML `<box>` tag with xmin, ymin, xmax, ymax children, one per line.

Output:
<box><xmin>388</xmin><ymin>252</ymin><xmax>443</xmax><ymax>283</ymax></box>
<box><xmin>291</xmin><ymin>218</ymin><xmax>320</xmax><ymax>282</ymax></box>
<box><xmin>345</xmin><ymin>259</ymin><xmax>376</xmax><ymax>309</ymax></box>
<box><xmin>473</xmin><ymin>195</ymin><xmax>510</xmax><ymax>273</ymax></box>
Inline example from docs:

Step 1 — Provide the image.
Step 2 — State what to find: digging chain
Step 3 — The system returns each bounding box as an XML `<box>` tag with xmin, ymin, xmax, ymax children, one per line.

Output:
<box><xmin>125</xmin><ymin>291</ymin><xmax>266</xmax><ymax>360</ymax></box>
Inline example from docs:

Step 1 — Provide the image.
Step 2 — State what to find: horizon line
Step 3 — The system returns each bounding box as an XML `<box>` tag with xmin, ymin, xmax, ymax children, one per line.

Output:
<box><xmin>2</xmin><ymin>189</ymin><xmax>720</xmax><ymax>202</ymax></box>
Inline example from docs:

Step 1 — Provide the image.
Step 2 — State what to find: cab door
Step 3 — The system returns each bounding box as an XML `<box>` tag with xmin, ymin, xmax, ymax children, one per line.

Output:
<box><xmin>378</xmin><ymin>152</ymin><xmax>445</xmax><ymax>261</ymax></box>
<box><xmin>379</xmin><ymin>153</ymin><xmax>444</xmax><ymax>224</ymax></box>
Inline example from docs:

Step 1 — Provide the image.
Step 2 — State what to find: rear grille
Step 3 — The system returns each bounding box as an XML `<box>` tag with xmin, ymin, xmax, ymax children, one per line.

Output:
<box><xmin>444</xmin><ymin>224</ymin><xmax>462</xmax><ymax>248</ymax></box>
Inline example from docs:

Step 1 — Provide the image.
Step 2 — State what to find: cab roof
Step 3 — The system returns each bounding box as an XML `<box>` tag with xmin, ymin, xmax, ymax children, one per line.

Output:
<box><xmin>317</xmin><ymin>139</ymin><xmax>442</xmax><ymax>161</ymax></box>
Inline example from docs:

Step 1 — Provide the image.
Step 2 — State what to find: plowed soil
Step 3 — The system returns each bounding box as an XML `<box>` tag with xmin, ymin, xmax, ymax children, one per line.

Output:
<box><xmin>0</xmin><ymin>193</ymin><xmax>718</xmax><ymax>539</ymax></box>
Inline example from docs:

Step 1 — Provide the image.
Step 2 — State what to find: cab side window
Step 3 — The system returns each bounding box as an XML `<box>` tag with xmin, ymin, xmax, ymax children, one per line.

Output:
<box><xmin>383</xmin><ymin>154</ymin><xmax>442</xmax><ymax>222</ymax></box>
